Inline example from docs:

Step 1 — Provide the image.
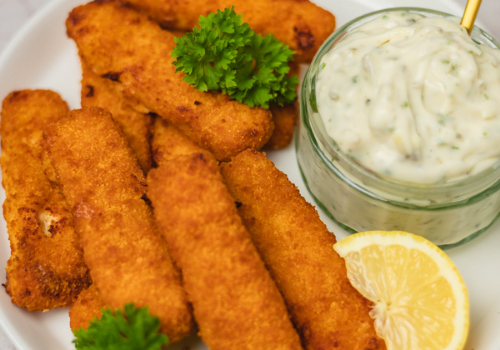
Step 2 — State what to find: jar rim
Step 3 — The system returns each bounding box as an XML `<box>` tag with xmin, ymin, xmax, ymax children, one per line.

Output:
<box><xmin>301</xmin><ymin>7</ymin><xmax>500</xmax><ymax>206</ymax></box>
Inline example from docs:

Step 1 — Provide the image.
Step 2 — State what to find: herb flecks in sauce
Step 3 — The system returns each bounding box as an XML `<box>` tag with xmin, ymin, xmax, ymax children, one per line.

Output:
<box><xmin>316</xmin><ymin>11</ymin><xmax>500</xmax><ymax>184</ymax></box>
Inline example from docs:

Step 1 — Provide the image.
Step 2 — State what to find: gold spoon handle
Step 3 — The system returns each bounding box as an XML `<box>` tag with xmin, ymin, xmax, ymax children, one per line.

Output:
<box><xmin>460</xmin><ymin>0</ymin><xmax>483</xmax><ymax>34</ymax></box>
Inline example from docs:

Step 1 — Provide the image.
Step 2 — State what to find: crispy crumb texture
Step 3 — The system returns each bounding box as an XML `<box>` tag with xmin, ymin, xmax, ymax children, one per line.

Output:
<box><xmin>67</xmin><ymin>0</ymin><xmax>274</xmax><ymax>161</ymax></box>
<box><xmin>1</xmin><ymin>89</ymin><xmax>91</xmax><ymax>311</ymax></box>
<box><xmin>220</xmin><ymin>149</ymin><xmax>386</xmax><ymax>350</ymax></box>
<box><xmin>126</xmin><ymin>0</ymin><xmax>336</xmax><ymax>63</ymax></box>
<box><xmin>80</xmin><ymin>61</ymin><xmax>153</xmax><ymax>173</ymax></box>
<box><xmin>45</xmin><ymin>107</ymin><xmax>194</xmax><ymax>342</ymax></box>
<box><xmin>148</xmin><ymin>122</ymin><xmax>302</xmax><ymax>350</ymax></box>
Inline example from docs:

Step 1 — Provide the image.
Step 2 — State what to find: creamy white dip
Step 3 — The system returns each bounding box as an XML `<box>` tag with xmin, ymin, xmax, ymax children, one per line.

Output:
<box><xmin>316</xmin><ymin>11</ymin><xmax>500</xmax><ymax>184</ymax></box>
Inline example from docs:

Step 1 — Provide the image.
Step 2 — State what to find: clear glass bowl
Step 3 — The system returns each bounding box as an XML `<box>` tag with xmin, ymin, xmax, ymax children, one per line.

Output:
<box><xmin>296</xmin><ymin>7</ymin><xmax>500</xmax><ymax>249</ymax></box>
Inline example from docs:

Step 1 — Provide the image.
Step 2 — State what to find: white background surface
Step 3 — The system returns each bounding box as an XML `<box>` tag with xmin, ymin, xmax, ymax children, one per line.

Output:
<box><xmin>1</xmin><ymin>0</ymin><xmax>500</xmax><ymax>349</ymax></box>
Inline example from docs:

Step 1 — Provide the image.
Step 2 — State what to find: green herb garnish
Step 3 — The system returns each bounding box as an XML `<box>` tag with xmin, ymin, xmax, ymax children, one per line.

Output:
<box><xmin>437</xmin><ymin>113</ymin><xmax>448</xmax><ymax>126</ymax></box>
<box><xmin>171</xmin><ymin>7</ymin><xmax>298</xmax><ymax>109</ymax></box>
<box><xmin>73</xmin><ymin>303</ymin><xmax>168</xmax><ymax>350</ymax></box>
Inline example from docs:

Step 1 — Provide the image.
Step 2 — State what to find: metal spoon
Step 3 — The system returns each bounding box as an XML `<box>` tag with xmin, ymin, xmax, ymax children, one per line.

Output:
<box><xmin>460</xmin><ymin>0</ymin><xmax>482</xmax><ymax>34</ymax></box>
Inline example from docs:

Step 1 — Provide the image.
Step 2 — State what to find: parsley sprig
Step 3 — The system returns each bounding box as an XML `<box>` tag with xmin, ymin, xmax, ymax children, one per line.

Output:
<box><xmin>172</xmin><ymin>7</ymin><xmax>299</xmax><ymax>109</ymax></box>
<box><xmin>73</xmin><ymin>303</ymin><xmax>168</xmax><ymax>350</ymax></box>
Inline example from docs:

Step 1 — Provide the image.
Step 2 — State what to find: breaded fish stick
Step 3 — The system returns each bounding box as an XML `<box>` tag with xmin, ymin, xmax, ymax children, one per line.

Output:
<box><xmin>1</xmin><ymin>90</ymin><xmax>90</xmax><ymax>311</ymax></box>
<box><xmin>66</xmin><ymin>0</ymin><xmax>274</xmax><ymax>161</ymax></box>
<box><xmin>45</xmin><ymin>107</ymin><xmax>194</xmax><ymax>342</ymax></box>
<box><xmin>220</xmin><ymin>149</ymin><xmax>386</xmax><ymax>350</ymax></box>
<box><xmin>69</xmin><ymin>284</ymin><xmax>103</xmax><ymax>332</ymax></box>
<box><xmin>151</xmin><ymin>118</ymin><xmax>202</xmax><ymax>165</ymax></box>
<box><xmin>265</xmin><ymin>62</ymin><xmax>300</xmax><ymax>149</ymax></box>
<box><xmin>147</xmin><ymin>125</ymin><xmax>303</xmax><ymax>350</ymax></box>
<box><xmin>81</xmin><ymin>61</ymin><xmax>153</xmax><ymax>172</ymax></box>
<box><xmin>125</xmin><ymin>0</ymin><xmax>336</xmax><ymax>63</ymax></box>
<box><xmin>266</xmin><ymin>103</ymin><xmax>298</xmax><ymax>149</ymax></box>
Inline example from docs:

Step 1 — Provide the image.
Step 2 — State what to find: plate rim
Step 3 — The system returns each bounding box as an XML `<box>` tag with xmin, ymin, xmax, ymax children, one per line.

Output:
<box><xmin>0</xmin><ymin>0</ymin><xmax>499</xmax><ymax>349</ymax></box>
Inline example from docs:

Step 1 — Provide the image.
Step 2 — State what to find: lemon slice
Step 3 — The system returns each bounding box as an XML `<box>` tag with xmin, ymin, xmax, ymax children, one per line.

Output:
<box><xmin>333</xmin><ymin>231</ymin><xmax>469</xmax><ymax>350</ymax></box>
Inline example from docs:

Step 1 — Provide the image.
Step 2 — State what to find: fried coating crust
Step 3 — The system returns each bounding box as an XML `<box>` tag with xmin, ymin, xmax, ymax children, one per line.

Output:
<box><xmin>69</xmin><ymin>284</ymin><xmax>103</xmax><ymax>332</ymax></box>
<box><xmin>151</xmin><ymin>118</ymin><xmax>203</xmax><ymax>165</ymax></box>
<box><xmin>44</xmin><ymin>107</ymin><xmax>194</xmax><ymax>342</ymax></box>
<box><xmin>66</xmin><ymin>0</ymin><xmax>274</xmax><ymax>161</ymax></box>
<box><xmin>220</xmin><ymin>149</ymin><xmax>386</xmax><ymax>350</ymax></box>
<box><xmin>0</xmin><ymin>90</ymin><xmax>91</xmax><ymax>311</ymax></box>
<box><xmin>265</xmin><ymin>103</ymin><xmax>298</xmax><ymax>149</ymax></box>
<box><xmin>81</xmin><ymin>61</ymin><xmax>153</xmax><ymax>173</ymax></box>
<box><xmin>125</xmin><ymin>0</ymin><xmax>336</xmax><ymax>63</ymax></box>
<box><xmin>147</xmin><ymin>128</ymin><xmax>303</xmax><ymax>350</ymax></box>
<box><xmin>265</xmin><ymin>62</ymin><xmax>300</xmax><ymax>149</ymax></box>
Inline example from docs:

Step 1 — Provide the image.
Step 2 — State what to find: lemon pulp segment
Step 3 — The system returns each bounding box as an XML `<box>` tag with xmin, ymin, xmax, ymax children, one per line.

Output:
<box><xmin>334</xmin><ymin>231</ymin><xmax>469</xmax><ymax>350</ymax></box>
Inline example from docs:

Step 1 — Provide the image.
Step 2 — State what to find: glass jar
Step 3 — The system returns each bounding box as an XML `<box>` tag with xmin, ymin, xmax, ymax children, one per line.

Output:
<box><xmin>296</xmin><ymin>7</ymin><xmax>500</xmax><ymax>249</ymax></box>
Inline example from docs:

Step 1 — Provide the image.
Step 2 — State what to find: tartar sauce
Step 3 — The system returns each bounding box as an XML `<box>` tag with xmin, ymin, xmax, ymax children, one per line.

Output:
<box><xmin>316</xmin><ymin>11</ymin><xmax>500</xmax><ymax>184</ymax></box>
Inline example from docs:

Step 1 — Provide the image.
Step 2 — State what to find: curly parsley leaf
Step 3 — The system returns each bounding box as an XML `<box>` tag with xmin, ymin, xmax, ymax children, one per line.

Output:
<box><xmin>172</xmin><ymin>7</ymin><xmax>298</xmax><ymax>109</ymax></box>
<box><xmin>73</xmin><ymin>303</ymin><xmax>168</xmax><ymax>350</ymax></box>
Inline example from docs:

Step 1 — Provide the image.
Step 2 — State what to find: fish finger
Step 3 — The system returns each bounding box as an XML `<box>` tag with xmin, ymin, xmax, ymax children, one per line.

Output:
<box><xmin>125</xmin><ymin>0</ymin><xmax>336</xmax><ymax>63</ymax></box>
<box><xmin>220</xmin><ymin>149</ymin><xmax>386</xmax><ymax>350</ymax></box>
<box><xmin>265</xmin><ymin>62</ymin><xmax>300</xmax><ymax>149</ymax></box>
<box><xmin>81</xmin><ymin>60</ymin><xmax>153</xmax><ymax>173</ymax></box>
<box><xmin>44</xmin><ymin>107</ymin><xmax>194</xmax><ymax>342</ymax></box>
<box><xmin>265</xmin><ymin>103</ymin><xmax>298</xmax><ymax>149</ymax></box>
<box><xmin>151</xmin><ymin>117</ymin><xmax>202</xmax><ymax>165</ymax></box>
<box><xmin>1</xmin><ymin>90</ymin><xmax>90</xmax><ymax>311</ymax></box>
<box><xmin>69</xmin><ymin>284</ymin><xmax>103</xmax><ymax>332</ymax></box>
<box><xmin>147</xmin><ymin>124</ymin><xmax>303</xmax><ymax>350</ymax></box>
<box><xmin>66</xmin><ymin>0</ymin><xmax>274</xmax><ymax>161</ymax></box>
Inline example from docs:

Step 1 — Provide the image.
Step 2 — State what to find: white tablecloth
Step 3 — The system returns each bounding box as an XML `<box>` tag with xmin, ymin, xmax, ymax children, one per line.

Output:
<box><xmin>1</xmin><ymin>0</ymin><xmax>500</xmax><ymax>349</ymax></box>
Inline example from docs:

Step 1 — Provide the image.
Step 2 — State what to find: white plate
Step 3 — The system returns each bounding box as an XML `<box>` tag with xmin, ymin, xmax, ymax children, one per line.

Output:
<box><xmin>1</xmin><ymin>0</ymin><xmax>500</xmax><ymax>349</ymax></box>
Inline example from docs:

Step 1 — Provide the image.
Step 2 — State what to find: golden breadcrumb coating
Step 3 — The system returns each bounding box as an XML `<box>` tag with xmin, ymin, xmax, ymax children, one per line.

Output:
<box><xmin>80</xmin><ymin>61</ymin><xmax>153</xmax><ymax>173</ymax></box>
<box><xmin>1</xmin><ymin>90</ymin><xmax>91</xmax><ymax>311</ymax></box>
<box><xmin>265</xmin><ymin>103</ymin><xmax>298</xmax><ymax>149</ymax></box>
<box><xmin>265</xmin><ymin>62</ymin><xmax>300</xmax><ymax>149</ymax></box>
<box><xmin>66</xmin><ymin>0</ymin><xmax>274</xmax><ymax>161</ymax></box>
<box><xmin>125</xmin><ymin>0</ymin><xmax>336</xmax><ymax>63</ymax></box>
<box><xmin>44</xmin><ymin>107</ymin><xmax>194</xmax><ymax>342</ymax></box>
<box><xmin>147</xmin><ymin>122</ymin><xmax>303</xmax><ymax>350</ymax></box>
<box><xmin>151</xmin><ymin>118</ymin><xmax>203</xmax><ymax>165</ymax></box>
<box><xmin>69</xmin><ymin>284</ymin><xmax>103</xmax><ymax>332</ymax></box>
<box><xmin>220</xmin><ymin>149</ymin><xmax>386</xmax><ymax>350</ymax></box>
